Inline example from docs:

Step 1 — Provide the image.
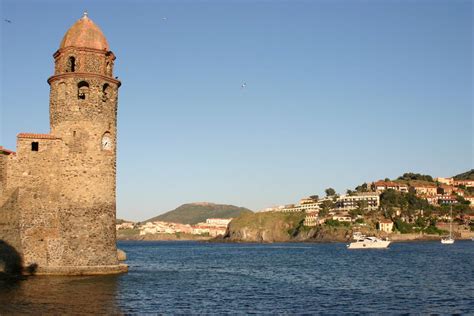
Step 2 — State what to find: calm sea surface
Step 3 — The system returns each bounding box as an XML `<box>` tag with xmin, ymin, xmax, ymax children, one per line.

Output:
<box><xmin>1</xmin><ymin>241</ymin><xmax>473</xmax><ymax>314</ymax></box>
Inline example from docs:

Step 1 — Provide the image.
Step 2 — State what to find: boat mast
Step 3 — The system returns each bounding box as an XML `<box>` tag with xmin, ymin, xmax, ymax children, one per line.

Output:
<box><xmin>449</xmin><ymin>205</ymin><xmax>453</xmax><ymax>239</ymax></box>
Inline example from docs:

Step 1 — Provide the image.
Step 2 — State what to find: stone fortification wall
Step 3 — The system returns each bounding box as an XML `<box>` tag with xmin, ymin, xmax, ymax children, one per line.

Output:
<box><xmin>0</xmin><ymin>153</ymin><xmax>7</xmax><ymax>194</ymax></box>
<box><xmin>11</xmin><ymin>137</ymin><xmax>63</xmax><ymax>267</ymax></box>
<box><xmin>1</xmin><ymin>131</ymin><xmax>119</xmax><ymax>270</ymax></box>
<box><xmin>0</xmin><ymin>188</ymin><xmax>22</xmax><ymax>258</ymax></box>
<box><xmin>0</xmin><ymin>153</ymin><xmax>23</xmax><ymax>262</ymax></box>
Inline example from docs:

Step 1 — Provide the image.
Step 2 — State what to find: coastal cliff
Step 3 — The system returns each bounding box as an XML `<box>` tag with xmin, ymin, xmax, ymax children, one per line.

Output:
<box><xmin>221</xmin><ymin>212</ymin><xmax>368</xmax><ymax>243</ymax></box>
<box><xmin>223</xmin><ymin>212</ymin><xmax>304</xmax><ymax>242</ymax></box>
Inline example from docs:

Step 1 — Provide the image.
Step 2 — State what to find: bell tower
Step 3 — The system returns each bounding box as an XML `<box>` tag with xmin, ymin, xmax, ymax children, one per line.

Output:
<box><xmin>44</xmin><ymin>13</ymin><xmax>125</xmax><ymax>272</ymax></box>
<box><xmin>48</xmin><ymin>12</ymin><xmax>120</xmax><ymax>145</ymax></box>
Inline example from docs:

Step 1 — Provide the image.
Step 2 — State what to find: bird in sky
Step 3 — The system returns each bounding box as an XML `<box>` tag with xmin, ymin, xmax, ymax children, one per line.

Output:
<box><xmin>162</xmin><ymin>17</ymin><xmax>167</xmax><ymax>21</ymax></box>
<box><xmin>4</xmin><ymin>19</ymin><xmax>12</xmax><ymax>23</ymax></box>
<box><xmin>241</xmin><ymin>82</ymin><xmax>247</xmax><ymax>89</ymax></box>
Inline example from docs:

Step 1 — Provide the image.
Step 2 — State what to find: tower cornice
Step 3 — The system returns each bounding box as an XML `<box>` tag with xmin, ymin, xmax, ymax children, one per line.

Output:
<box><xmin>48</xmin><ymin>72</ymin><xmax>121</xmax><ymax>87</ymax></box>
<box><xmin>53</xmin><ymin>47</ymin><xmax>116</xmax><ymax>60</ymax></box>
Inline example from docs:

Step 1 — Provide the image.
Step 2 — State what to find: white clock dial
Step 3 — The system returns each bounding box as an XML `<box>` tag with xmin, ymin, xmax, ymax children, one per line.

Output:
<box><xmin>102</xmin><ymin>134</ymin><xmax>112</xmax><ymax>150</ymax></box>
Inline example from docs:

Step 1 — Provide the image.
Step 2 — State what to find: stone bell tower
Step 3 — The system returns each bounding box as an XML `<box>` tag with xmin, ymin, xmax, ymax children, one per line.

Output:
<box><xmin>44</xmin><ymin>13</ymin><xmax>124</xmax><ymax>274</ymax></box>
<box><xmin>0</xmin><ymin>13</ymin><xmax>126</xmax><ymax>275</ymax></box>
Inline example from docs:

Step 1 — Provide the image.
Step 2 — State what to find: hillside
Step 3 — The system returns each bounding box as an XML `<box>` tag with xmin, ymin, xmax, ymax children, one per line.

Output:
<box><xmin>453</xmin><ymin>169</ymin><xmax>474</xmax><ymax>180</ymax></box>
<box><xmin>147</xmin><ymin>202</ymin><xmax>253</xmax><ymax>225</ymax></box>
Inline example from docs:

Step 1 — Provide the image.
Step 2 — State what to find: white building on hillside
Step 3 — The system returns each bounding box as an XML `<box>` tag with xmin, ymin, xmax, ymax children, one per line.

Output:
<box><xmin>378</xmin><ymin>219</ymin><xmax>394</xmax><ymax>233</ymax></box>
<box><xmin>206</xmin><ymin>218</ymin><xmax>232</xmax><ymax>226</ymax></box>
<box><xmin>336</xmin><ymin>192</ymin><xmax>380</xmax><ymax>211</ymax></box>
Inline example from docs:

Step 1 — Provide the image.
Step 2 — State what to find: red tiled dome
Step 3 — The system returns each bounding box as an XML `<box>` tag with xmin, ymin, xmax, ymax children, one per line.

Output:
<box><xmin>60</xmin><ymin>14</ymin><xmax>109</xmax><ymax>51</ymax></box>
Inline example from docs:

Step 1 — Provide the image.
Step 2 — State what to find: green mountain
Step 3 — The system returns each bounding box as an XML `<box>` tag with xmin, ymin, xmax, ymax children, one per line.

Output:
<box><xmin>453</xmin><ymin>169</ymin><xmax>474</xmax><ymax>180</ymax></box>
<box><xmin>147</xmin><ymin>202</ymin><xmax>253</xmax><ymax>225</ymax></box>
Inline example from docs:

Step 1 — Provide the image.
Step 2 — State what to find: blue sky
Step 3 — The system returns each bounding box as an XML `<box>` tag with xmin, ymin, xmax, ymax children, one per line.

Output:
<box><xmin>1</xmin><ymin>0</ymin><xmax>472</xmax><ymax>221</ymax></box>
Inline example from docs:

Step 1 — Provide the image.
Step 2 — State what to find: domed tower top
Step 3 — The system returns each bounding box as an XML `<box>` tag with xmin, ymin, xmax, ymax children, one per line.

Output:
<box><xmin>49</xmin><ymin>12</ymin><xmax>119</xmax><ymax>79</ymax></box>
<box><xmin>60</xmin><ymin>12</ymin><xmax>109</xmax><ymax>51</ymax></box>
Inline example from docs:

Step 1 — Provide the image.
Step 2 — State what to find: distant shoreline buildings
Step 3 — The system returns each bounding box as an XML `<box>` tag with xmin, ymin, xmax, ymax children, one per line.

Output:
<box><xmin>117</xmin><ymin>218</ymin><xmax>233</xmax><ymax>237</ymax></box>
<box><xmin>259</xmin><ymin>173</ymin><xmax>474</xmax><ymax>231</ymax></box>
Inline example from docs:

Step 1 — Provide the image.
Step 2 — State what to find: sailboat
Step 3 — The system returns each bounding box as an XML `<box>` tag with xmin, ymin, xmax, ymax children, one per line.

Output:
<box><xmin>441</xmin><ymin>205</ymin><xmax>455</xmax><ymax>244</ymax></box>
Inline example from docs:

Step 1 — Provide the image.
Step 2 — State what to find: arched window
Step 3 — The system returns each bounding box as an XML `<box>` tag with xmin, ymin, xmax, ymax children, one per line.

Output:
<box><xmin>102</xmin><ymin>83</ymin><xmax>111</xmax><ymax>102</ymax></box>
<box><xmin>77</xmin><ymin>81</ymin><xmax>89</xmax><ymax>100</ymax></box>
<box><xmin>67</xmin><ymin>56</ymin><xmax>76</xmax><ymax>72</ymax></box>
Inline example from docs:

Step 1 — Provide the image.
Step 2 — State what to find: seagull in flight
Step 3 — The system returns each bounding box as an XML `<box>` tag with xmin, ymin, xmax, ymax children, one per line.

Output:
<box><xmin>162</xmin><ymin>17</ymin><xmax>167</xmax><ymax>21</ymax></box>
<box><xmin>4</xmin><ymin>19</ymin><xmax>12</xmax><ymax>23</ymax></box>
<box><xmin>241</xmin><ymin>82</ymin><xmax>247</xmax><ymax>89</ymax></box>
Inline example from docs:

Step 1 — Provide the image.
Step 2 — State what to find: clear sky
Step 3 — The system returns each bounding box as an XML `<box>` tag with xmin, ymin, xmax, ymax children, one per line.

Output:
<box><xmin>1</xmin><ymin>0</ymin><xmax>472</xmax><ymax>221</ymax></box>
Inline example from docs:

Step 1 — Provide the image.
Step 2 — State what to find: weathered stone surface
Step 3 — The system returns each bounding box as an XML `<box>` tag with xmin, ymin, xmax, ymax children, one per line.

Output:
<box><xmin>117</xmin><ymin>249</ymin><xmax>127</xmax><ymax>261</ymax></box>
<box><xmin>0</xmin><ymin>14</ymin><xmax>126</xmax><ymax>275</ymax></box>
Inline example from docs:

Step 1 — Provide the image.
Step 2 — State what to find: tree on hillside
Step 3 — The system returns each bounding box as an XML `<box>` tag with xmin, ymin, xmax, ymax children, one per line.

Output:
<box><xmin>310</xmin><ymin>195</ymin><xmax>319</xmax><ymax>201</ymax></box>
<box><xmin>346</xmin><ymin>189</ymin><xmax>355</xmax><ymax>196</ymax></box>
<box><xmin>415</xmin><ymin>216</ymin><xmax>429</xmax><ymax>230</ymax></box>
<box><xmin>349</xmin><ymin>208</ymin><xmax>363</xmax><ymax>219</ymax></box>
<box><xmin>319</xmin><ymin>200</ymin><xmax>334</xmax><ymax>217</ymax></box>
<box><xmin>456</xmin><ymin>195</ymin><xmax>470</xmax><ymax>206</ymax></box>
<box><xmin>453</xmin><ymin>196</ymin><xmax>472</xmax><ymax>215</ymax></box>
<box><xmin>405</xmin><ymin>192</ymin><xmax>426</xmax><ymax>211</ymax></box>
<box><xmin>382</xmin><ymin>206</ymin><xmax>396</xmax><ymax>219</ymax></box>
<box><xmin>325</xmin><ymin>188</ymin><xmax>336</xmax><ymax>197</ymax></box>
<box><xmin>397</xmin><ymin>172</ymin><xmax>434</xmax><ymax>182</ymax></box>
<box><xmin>355</xmin><ymin>183</ymin><xmax>368</xmax><ymax>192</ymax></box>
<box><xmin>380</xmin><ymin>189</ymin><xmax>408</xmax><ymax>211</ymax></box>
<box><xmin>356</xmin><ymin>200</ymin><xmax>368</xmax><ymax>214</ymax></box>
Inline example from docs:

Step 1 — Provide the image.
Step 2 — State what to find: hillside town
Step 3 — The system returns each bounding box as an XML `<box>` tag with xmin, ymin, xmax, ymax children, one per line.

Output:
<box><xmin>260</xmin><ymin>173</ymin><xmax>474</xmax><ymax>236</ymax></box>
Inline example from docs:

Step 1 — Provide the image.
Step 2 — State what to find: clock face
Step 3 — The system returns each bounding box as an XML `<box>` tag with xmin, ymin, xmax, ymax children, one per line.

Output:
<box><xmin>102</xmin><ymin>134</ymin><xmax>112</xmax><ymax>150</ymax></box>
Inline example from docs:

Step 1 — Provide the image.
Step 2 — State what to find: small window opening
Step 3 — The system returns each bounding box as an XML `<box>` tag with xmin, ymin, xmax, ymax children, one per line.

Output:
<box><xmin>31</xmin><ymin>142</ymin><xmax>39</xmax><ymax>151</ymax></box>
<box><xmin>77</xmin><ymin>81</ymin><xmax>89</xmax><ymax>100</ymax></box>
<box><xmin>67</xmin><ymin>56</ymin><xmax>76</xmax><ymax>72</ymax></box>
<box><xmin>102</xmin><ymin>83</ymin><xmax>110</xmax><ymax>102</ymax></box>
<box><xmin>73</xmin><ymin>131</ymin><xmax>76</xmax><ymax>137</ymax></box>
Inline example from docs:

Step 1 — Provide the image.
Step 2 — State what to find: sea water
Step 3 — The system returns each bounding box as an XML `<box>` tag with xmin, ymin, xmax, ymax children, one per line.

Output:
<box><xmin>1</xmin><ymin>241</ymin><xmax>473</xmax><ymax>314</ymax></box>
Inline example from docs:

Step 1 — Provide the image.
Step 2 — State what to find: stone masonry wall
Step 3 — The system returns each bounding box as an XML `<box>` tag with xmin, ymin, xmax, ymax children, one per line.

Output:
<box><xmin>0</xmin><ymin>153</ymin><xmax>23</xmax><ymax>260</ymax></box>
<box><xmin>0</xmin><ymin>153</ymin><xmax>7</xmax><ymax>194</ymax></box>
<box><xmin>12</xmin><ymin>138</ymin><xmax>63</xmax><ymax>267</ymax></box>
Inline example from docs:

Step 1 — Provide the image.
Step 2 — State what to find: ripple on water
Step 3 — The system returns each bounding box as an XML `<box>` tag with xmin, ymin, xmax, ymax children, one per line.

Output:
<box><xmin>1</xmin><ymin>241</ymin><xmax>473</xmax><ymax>314</ymax></box>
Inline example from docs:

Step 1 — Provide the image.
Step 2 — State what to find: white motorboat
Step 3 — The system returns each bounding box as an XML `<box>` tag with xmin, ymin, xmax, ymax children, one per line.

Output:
<box><xmin>347</xmin><ymin>234</ymin><xmax>391</xmax><ymax>249</ymax></box>
<box><xmin>441</xmin><ymin>206</ymin><xmax>455</xmax><ymax>245</ymax></box>
<box><xmin>441</xmin><ymin>237</ymin><xmax>454</xmax><ymax>244</ymax></box>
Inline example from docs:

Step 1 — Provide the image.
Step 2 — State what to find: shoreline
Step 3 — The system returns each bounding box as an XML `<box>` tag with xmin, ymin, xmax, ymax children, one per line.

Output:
<box><xmin>117</xmin><ymin>234</ymin><xmax>474</xmax><ymax>244</ymax></box>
